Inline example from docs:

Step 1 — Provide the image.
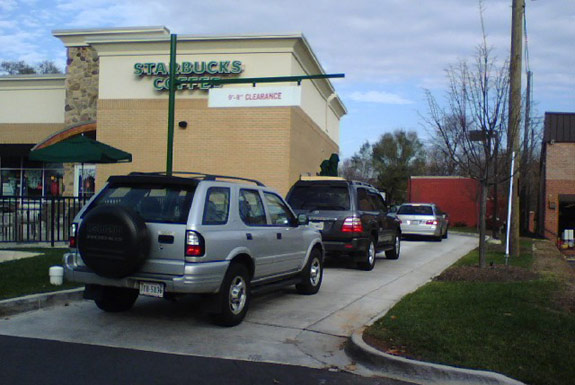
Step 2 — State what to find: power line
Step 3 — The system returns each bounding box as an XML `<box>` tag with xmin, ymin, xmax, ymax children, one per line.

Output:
<box><xmin>523</xmin><ymin>2</ymin><xmax>531</xmax><ymax>73</ymax></box>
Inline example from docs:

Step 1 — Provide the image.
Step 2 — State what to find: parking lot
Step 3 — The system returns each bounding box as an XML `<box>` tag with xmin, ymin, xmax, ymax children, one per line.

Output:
<box><xmin>0</xmin><ymin>234</ymin><xmax>477</xmax><ymax>375</ymax></box>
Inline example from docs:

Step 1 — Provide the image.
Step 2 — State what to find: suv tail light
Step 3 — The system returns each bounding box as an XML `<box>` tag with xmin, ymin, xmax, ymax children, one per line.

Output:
<box><xmin>185</xmin><ymin>230</ymin><xmax>205</xmax><ymax>257</ymax></box>
<box><xmin>426</xmin><ymin>220</ymin><xmax>438</xmax><ymax>225</ymax></box>
<box><xmin>341</xmin><ymin>217</ymin><xmax>364</xmax><ymax>233</ymax></box>
<box><xmin>69</xmin><ymin>223</ymin><xmax>78</xmax><ymax>248</ymax></box>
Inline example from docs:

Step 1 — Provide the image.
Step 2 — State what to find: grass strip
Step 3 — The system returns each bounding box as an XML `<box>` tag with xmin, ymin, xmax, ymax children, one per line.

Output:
<box><xmin>0</xmin><ymin>248</ymin><xmax>81</xmax><ymax>300</ymax></box>
<box><xmin>365</xmin><ymin>240</ymin><xmax>575</xmax><ymax>385</ymax></box>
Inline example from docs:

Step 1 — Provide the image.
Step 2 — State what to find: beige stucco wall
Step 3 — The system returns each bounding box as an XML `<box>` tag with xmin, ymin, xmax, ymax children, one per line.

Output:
<box><xmin>0</xmin><ymin>76</ymin><xmax>65</xmax><ymax>124</ymax></box>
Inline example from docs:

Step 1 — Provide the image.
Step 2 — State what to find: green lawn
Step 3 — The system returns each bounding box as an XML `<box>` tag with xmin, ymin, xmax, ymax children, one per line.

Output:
<box><xmin>449</xmin><ymin>225</ymin><xmax>478</xmax><ymax>234</ymax></box>
<box><xmin>365</xmin><ymin>240</ymin><xmax>575</xmax><ymax>385</ymax></box>
<box><xmin>453</xmin><ymin>238</ymin><xmax>534</xmax><ymax>268</ymax></box>
<box><xmin>0</xmin><ymin>248</ymin><xmax>81</xmax><ymax>300</ymax></box>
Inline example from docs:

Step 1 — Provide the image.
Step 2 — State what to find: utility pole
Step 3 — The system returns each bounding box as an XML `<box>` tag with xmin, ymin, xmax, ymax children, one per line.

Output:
<box><xmin>507</xmin><ymin>0</ymin><xmax>524</xmax><ymax>257</ymax></box>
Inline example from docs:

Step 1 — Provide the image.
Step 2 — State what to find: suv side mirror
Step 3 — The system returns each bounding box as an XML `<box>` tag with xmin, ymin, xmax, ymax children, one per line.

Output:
<box><xmin>297</xmin><ymin>214</ymin><xmax>309</xmax><ymax>226</ymax></box>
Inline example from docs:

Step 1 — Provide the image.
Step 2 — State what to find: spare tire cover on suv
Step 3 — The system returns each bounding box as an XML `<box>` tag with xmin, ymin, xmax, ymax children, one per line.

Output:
<box><xmin>78</xmin><ymin>205</ymin><xmax>151</xmax><ymax>279</ymax></box>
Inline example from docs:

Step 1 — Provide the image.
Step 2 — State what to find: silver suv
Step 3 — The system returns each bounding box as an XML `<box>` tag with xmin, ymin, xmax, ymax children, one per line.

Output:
<box><xmin>64</xmin><ymin>172</ymin><xmax>324</xmax><ymax>326</ymax></box>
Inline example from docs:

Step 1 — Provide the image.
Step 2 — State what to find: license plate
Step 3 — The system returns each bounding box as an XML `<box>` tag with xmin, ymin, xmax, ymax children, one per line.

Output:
<box><xmin>139</xmin><ymin>281</ymin><xmax>165</xmax><ymax>298</ymax></box>
<box><xmin>310</xmin><ymin>221</ymin><xmax>324</xmax><ymax>231</ymax></box>
<box><xmin>407</xmin><ymin>220</ymin><xmax>420</xmax><ymax>225</ymax></box>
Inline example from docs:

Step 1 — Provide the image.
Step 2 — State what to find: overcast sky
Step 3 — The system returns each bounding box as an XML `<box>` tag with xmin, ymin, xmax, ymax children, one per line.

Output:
<box><xmin>1</xmin><ymin>0</ymin><xmax>573</xmax><ymax>159</ymax></box>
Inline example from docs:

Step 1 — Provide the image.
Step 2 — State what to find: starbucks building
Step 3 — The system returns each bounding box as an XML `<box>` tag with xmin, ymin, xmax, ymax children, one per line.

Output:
<box><xmin>0</xmin><ymin>26</ymin><xmax>346</xmax><ymax>198</ymax></box>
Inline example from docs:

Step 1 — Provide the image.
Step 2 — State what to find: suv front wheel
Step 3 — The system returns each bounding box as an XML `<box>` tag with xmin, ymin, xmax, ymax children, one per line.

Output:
<box><xmin>212</xmin><ymin>263</ymin><xmax>251</xmax><ymax>327</ymax></box>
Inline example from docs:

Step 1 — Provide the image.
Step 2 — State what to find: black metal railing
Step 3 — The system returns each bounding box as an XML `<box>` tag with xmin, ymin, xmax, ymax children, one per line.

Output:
<box><xmin>0</xmin><ymin>195</ymin><xmax>91</xmax><ymax>246</ymax></box>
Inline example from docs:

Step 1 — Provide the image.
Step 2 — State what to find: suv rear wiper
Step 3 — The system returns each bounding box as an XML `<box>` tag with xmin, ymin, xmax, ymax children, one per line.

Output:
<box><xmin>303</xmin><ymin>203</ymin><xmax>347</xmax><ymax>211</ymax></box>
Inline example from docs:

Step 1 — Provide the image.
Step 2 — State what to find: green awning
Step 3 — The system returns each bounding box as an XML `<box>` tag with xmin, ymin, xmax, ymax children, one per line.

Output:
<box><xmin>29</xmin><ymin>136</ymin><xmax>132</xmax><ymax>164</ymax></box>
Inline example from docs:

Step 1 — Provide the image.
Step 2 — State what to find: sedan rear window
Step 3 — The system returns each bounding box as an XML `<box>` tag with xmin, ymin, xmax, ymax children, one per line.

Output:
<box><xmin>288</xmin><ymin>186</ymin><xmax>350</xmax><ymax>211</ymax></box>
<box><xmin>85</xmin><ymin>183</ymin><xmax>195</xmax><ymax>224</ymax></box>
<box><xmin>397</xmin><ymin>205</ymin><xmax>433</xmax><ymax>215</ymax></box>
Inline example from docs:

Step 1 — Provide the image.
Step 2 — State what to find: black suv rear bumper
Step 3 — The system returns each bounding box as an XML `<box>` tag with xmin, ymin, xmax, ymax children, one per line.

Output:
<box><xmin>323</xmin><ymin>237</ymin><xmax>370</xmax><ymax>259</ymax></box>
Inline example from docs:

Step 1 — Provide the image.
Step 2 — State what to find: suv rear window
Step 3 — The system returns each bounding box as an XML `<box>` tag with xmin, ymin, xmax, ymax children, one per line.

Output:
<box><xmin>287</xmin><ymin>185</ymin><xmax>350</xmax><ymax>211</ymax></box>
<box><xmin>86</xmin><ymin>183</ymin><xmax>195</xmax><ymax>224</ymax></box>
<box><xmin>397</xmin><ymin>205</ymin><xmax>433</xmax><ymax>215</ymax></box>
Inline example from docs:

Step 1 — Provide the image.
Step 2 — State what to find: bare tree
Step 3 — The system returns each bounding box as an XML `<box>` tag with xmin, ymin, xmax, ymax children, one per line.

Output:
<box><xmin>340</xmin><ymin>141</ymin><xmax>376</xmax><ymax>183</ymax></box>
<box><xmin>0</xmin><ymin>60</ymin><xmax>36</xmax><ymax>75</ymax></box>
<box><xmin>37</xmin><ymin>60</ymin><xmax>63</xmax><ymax>74</ymax></box>
<box><xmin>424</xmin><ymin>143</ymin><xmax>462</xmax><ymax>176</ymax></box>
<box><xmin>0</xmin><ymin>60</ymin><xmax>62</xmax><ymax>75</ymax></box>
<box><xmin>423</xmin><ymin>34</ymin><xmax>510</xmax><ymax>268</ymax></box>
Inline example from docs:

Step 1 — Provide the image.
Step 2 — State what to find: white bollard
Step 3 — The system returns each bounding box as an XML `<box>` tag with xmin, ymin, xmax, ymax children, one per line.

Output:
<box><xmin>49</xmin><ymin>266</ymin><xmax>64</xmax><ymax>286</ymax></box>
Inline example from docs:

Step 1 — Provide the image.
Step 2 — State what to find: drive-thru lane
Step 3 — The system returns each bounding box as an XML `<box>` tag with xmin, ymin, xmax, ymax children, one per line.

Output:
<box><xmin>0</xmin><ymin>234</ymin><xmax>477</xmax><ymax>377</ymax></box>
<box><xmin>0</xmin><ymin>335</ymin><xmax>412</xmax><ymax>385</ymax></box>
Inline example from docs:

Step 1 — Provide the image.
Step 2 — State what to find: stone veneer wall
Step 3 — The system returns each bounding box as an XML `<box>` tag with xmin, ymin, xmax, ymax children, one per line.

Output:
<box><xmin>62</xmin><ymin>46</ymin><xmax>99</xmax><ymax>196</ymax></box>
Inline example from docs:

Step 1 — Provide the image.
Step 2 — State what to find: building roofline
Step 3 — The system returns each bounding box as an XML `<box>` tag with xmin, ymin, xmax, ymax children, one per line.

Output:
<box><xmin>0</xmin><ymin>74</ymin><xmax>66</xmax><ymax>81</ymax></box>
<box><xmin>52</xmin><ymin>26</ymin><xmax>170</xmax><ymax>38</ymax></box>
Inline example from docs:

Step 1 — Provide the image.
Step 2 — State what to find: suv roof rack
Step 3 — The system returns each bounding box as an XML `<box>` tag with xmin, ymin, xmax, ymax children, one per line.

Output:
<box><xmin>349</xmin><ymin>180</ymin><xmax>377</xmax><ymax>188</ymax></box>
<box><xmin>127</xmin><ymin>171</ymin><xmax>266</xmax><ymax>187</ymax></box>
<box><xmin>299</xmin><ymin>176</ymin><xmax>346</xmax><ymax>181</ymax></box>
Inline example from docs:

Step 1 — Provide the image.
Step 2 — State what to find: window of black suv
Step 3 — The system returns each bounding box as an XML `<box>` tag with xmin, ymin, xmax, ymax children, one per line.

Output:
<box><xmin>287</xmin><ymin>185</ymin><xmax>350</xmax><ymax>211</ymax></box>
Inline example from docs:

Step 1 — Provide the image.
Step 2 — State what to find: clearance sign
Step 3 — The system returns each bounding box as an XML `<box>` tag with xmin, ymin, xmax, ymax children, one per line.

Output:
<box><xmin>208</xmin><ymin>86</ymin><xmax>302</xmax><ymax>108</ymax></box>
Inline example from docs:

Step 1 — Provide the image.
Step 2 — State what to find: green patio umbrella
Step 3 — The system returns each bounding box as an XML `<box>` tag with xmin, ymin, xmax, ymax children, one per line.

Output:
<box><xmin>29</xmin><ymin>135</ymin><xmax>132</xmax><ymax>163</ymax></box>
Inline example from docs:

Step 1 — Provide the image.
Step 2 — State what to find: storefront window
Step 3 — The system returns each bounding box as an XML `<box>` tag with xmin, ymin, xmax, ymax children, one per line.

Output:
<box><xmin>0</xmin><ymin>156</ymin><xmax>64</xmax><ymax>197</ymax></box>
<box><xmin>1</xmin><ymin>170</ymin><xmax>21</xmax><ymax>196</ymax></box>
<box><xmin>74</xmin><ymin>164</ymin><xmax>96</xmax><ymax>198</ymax></box>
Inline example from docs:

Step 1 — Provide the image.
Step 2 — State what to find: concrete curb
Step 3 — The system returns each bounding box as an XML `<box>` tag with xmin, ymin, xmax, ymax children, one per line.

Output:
<box><xmin>0</xmin><ymin>288</ymin><xmax>84</xmax><ymax>317</ymax></box>
<box><xmin>346</xmin><ymin>328</ymin><xmax>525</xmax><ymax>385</ymax></box>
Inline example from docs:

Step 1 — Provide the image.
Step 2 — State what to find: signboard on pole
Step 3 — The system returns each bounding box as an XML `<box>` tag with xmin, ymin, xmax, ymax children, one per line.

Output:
<box><xmin>209</xmin><ymin>86</ymin><xmax>301</xmax><ymax>108</ymax></box>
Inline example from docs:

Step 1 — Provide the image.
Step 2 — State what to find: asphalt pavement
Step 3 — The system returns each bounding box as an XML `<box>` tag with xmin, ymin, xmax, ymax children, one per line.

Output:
<box><xmin>0</xmin><ymin>335</ymin><xmax>413</xmax><ymax>385</ymax></box>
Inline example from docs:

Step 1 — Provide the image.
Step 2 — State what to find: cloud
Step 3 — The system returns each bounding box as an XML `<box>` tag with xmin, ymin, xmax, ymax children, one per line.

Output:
<box><xmin>0</xmin><ymin>0</ymin><xmax>573</xmax><ymax>157</ymax></box>
<box><xmin>347</xmin><ymin>90</ymin><xmax>413</xmax><ymax>105</ymax></box>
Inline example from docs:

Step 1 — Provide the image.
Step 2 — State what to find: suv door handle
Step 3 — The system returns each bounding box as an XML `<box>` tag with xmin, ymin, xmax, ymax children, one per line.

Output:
<box><xmin>246</xmin><ymin>233</ymin><xmax>253</xmax><ymax>240</ymax></box>
<box><xmin>276</xmin><ymin>233</ymin><xmax>282</xmax><ymax>240</ymax></box>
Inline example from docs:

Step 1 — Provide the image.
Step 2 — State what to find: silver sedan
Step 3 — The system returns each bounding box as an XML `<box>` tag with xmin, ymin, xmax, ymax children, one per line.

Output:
<box><xmin>396</xmin><ymin>203</ymin><xmax>449</xmax><ymax>241</ymax></box>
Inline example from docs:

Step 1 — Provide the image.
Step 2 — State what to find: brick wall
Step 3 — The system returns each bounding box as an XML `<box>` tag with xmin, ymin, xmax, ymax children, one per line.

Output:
<box><xmin>95</xmin><ymin>99</ymin><xmax>337</xmax><ymax>196</ymax></box>
<box><xmin>408</xmin><ymin>178</ymin><xmax>480</xmax><ymax>227</ymax></box>
<box><xmin>289</xmin><ymin>108</ymin><xmax>339</xmax><ymax>192</ymax></box>
<box><xmin>544</xmin><ymin>143</ymin><xmax>575</xmax><ymax>240</ymax></box>
<box><xmin>0</xmin><ymin>123</ymin><xmax>64</xmax><ymax>144</ymax></box>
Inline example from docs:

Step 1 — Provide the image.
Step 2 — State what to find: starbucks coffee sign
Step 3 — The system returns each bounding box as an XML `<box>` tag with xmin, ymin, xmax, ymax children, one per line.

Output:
<box><xmin>134</xmin><ymin>60</ymin><xmax>244</xmax><ymax>91</ymax></box>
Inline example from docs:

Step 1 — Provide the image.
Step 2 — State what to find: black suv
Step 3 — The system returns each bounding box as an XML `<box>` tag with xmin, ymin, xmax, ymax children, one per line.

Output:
<box><xmin>286</xmin><ymin>178</ymin><xmax>401</xmax><ymax>270</ymax></box>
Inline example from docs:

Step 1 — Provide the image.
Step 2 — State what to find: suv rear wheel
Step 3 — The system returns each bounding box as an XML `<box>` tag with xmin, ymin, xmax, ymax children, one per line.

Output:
<box><xmin>94</xmin><ymin>286</ymin><xmax>139</xmax><ymax>312</ymax></box>
<box><xmin>212</xmin><ymin>263</ymin><xmax>251</xmax><ymax>327</ymax></box>
<box><xmin>358</xmin><ymin>238</ymin><xmax>376</xmax><ymax>271</ymax></box>
<box><xmin>296</xmin><ymin>248</ymin><xmax>323</xmax><ymax>295</ymax></box>
<box><xmin>386</xmin><ymin>233</ymin><xmax>401</xmax><ymax>260</ymax></box>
